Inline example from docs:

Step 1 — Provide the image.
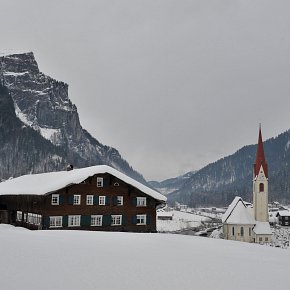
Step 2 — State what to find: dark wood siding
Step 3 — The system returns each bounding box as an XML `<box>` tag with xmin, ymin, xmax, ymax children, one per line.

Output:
<box><xmin>0</xmin><ymin>173</ymin><xmax>162</xmax><ymax>232</ymax></box>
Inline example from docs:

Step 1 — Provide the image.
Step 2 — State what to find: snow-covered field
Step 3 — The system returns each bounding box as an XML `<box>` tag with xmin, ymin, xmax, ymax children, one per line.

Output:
<box><xmin>157</xmin><ymin>210</ymin><xmax>209</xmax><ymax>232</ymax></box>
<box><xmin>1</xmin><ymin>225</ymin><xmax>290</xmax><ymax>290</ymax></box>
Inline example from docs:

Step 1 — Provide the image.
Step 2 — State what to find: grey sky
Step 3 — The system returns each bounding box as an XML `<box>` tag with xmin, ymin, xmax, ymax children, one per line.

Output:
<box><xmin>1</xmin><ymin>0</ymin><xmax>290</xmax><ymax>181</ymax></box>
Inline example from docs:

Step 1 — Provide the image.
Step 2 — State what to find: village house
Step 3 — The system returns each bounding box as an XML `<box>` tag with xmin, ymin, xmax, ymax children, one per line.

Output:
<box><xmin>222</xmin><ymin>127</ymin><xmax>272</xmax><ymax>244</ymax></box>
<box><xmin>0</xmin><ymin>165</ymin><xmax>166</xmax><ymax>232</ymax></box>
<box><xmin>276</xmin><ymin>210</ymin><xmax>290</xmax><ymax>227</ymax></box>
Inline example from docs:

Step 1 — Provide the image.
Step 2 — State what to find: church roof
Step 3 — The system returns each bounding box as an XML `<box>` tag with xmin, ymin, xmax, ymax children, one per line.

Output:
<box><xmin>253</xmin><ymin>222</ymin><xmax>272</xmax><ymax>235</ymax></box>
<box><xmin>222</xmin><ymin>197</ymin><xmax>255</xmax><ymax>224</ymax></box>
<box><xmin>254</xmin><ymin>126</ymin><xmax>268</xmax><ymax>178</ymax></box>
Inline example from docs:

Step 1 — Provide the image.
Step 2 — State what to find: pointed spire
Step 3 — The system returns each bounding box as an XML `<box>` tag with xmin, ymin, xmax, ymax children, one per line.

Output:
<box><xmin>254</xmin><ymin>124</ymin><xmax>268</xmax><ymax>178</ymax></box>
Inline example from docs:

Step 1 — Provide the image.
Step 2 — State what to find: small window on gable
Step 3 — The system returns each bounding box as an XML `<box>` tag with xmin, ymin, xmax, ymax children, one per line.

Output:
<box><xmin>114</xmin><ymin>182</ymin><xmax>120</xmax><ymax>187</ymax></box>
<box><xmin>51</xmin><ymin>194</ymin><xmax>59</xmax><ymax>205</ymax></box>
<box><xmin>97</xmin><ymin>177</ymin><xmax>103</xmax><ymax>187</ymax></box>
<box><xmin>259</xmin><ymin>183</ymin><xmax>264</xmax><ymax>192</ymax></box>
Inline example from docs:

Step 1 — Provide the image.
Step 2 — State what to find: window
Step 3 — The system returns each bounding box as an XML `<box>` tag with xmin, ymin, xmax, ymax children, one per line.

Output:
<box><xmin>50</xmin><ymin>216</ymin><xmax>62</xmax><ymax>228</ymax></box>
<box><xmin>97</xmin><ymin>177</ymin><xmax>103</xmax><ymax>187</ymax></box>
<box><xmin>137</xmin><ymin>197</ymin><xmax>147</xmax><ymax>207</ymax></box>
<box><xmin>240</xmin><ymin>227</ymin><xmax>244</xmax><ymax>237</ymax></box>
<box><xmin>16</xmin><ymin>211</ymin><xmax>22</xmax><ymax>221</ymax></box>
<box><xmin>28</xmin><ymin>213</ymin><xmax>42</xmax><ymax>225</ymax></box>
<box><xmin>73</xmin><ymin>195</ymin><xmax>81</xmax><ymax>205</ymax></box>
<box><xmin>111</xmin><ymin>215</ymin><xmax>122</xmax><ymax>226</ymax></box>
<box><xmin>117</xmin><ymin>196</ymin><xmax>123</xmax><ymax>206</ymax></box>
<box><xmin>99</xmin><ymin>196</ymin><xmax>106</xmax><ymax>205</ymax></box>
<box><xmin>91</xmin><ymin>215</ymin><xmax>102</xmax><ymax>226</ymax></box>
<box><xmin>136</xmin><ymin>214</ymin><xmax>146</xmax><ymax>225</ymax></box>
<box><xmin>249</xmin><ymin>228</ymin><xmax>251</xmax><ymax>236</ymax></box>
<box><xmin>68</xmin><ymin>215</ymin><xmax>81</xmax><ymax>227</ymax></box>
<box><xmin>114</xmin><ymin>182</ymin><xmax>119</xmax><ymax>187</ymax></box>
<box><xmin>232</xmin><ymin>227</ymin><xmax>235</xmax><ymax>236</ymax></box>
<box><xmin>86</xmin><ymin>195</ymin><xmax>94</xmax><ymax>205</ymax></box>
<box><xmin>259</xmin><ymin>183</ymin><xmax>264</xmax><ymax>192</ymax></box>
<box><xmin>51</xmin><ymin>194</ymin><xmax>59</xmax><ymax>205</ymax></box>
<box><xmin>265</xmin><ymin>237</ymin><xmax>268</xmax><ymax>242</ymax></box>
<box><xmin>259</xmin><ymin>237</ymin><xmax>262</xmax><ymax>242</ymax></box>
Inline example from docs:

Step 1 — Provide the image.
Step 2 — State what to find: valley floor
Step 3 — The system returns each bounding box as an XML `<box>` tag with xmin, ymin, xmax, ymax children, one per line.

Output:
<box><xmin>1</xmin><ymin>225</ymin><xmax>290</xmax><ymax>290</ymax></box>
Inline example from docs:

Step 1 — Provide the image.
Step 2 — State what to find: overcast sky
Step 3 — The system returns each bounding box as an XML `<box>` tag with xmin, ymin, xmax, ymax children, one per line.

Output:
<box><xmin>1</xmin><ymin>0</ymin><xmax>290</xmax><ymax>181</ymax></box>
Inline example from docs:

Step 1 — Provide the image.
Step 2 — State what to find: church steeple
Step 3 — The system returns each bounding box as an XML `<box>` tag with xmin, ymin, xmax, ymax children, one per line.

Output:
<box><xmin>253</xmin><ymin>124</ymin><xmax>269</xmax><ymax>222</ymax></box>
<box><xmin>254</xmin><ymin>125</ymin><xmax>268</xmax><ymax>178</ymax></box>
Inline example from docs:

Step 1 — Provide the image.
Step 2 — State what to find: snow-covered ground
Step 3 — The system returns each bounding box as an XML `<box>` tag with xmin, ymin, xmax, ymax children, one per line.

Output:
<box><xmin>157</xmin><ymin>210</ymin><xmax>209</xmax><ymax>232</ymax></box>
<box><xmin>1</xmin><ymin>225</ymin><xmax>290</xmax><ymax>290</ymax></box>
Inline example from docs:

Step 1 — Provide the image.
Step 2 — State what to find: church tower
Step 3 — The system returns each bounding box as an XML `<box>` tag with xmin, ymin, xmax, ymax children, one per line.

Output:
<box><xmin>253</xmin><ymin>125</ymin><xmax>269</xmax><ymax>222</ymax></box>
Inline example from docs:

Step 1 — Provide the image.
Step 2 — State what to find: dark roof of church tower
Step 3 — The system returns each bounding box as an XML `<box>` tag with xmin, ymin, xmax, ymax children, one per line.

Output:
<box><xmin>254</xmin><ymin>126</ymin><xmax>268</xmax><ymax>178</ymax></box>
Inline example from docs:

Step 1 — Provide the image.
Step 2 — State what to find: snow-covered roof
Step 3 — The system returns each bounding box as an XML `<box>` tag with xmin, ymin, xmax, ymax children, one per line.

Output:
<box><xmin>276</xmin><ymin>210</ymin><xmax>290</xmax><ymax>217</ymax></box>
<box><xmin>222</xmin><ymin>197</ymin><xmax>255</xmax><ymax>224</ymax></box>
<box><xmin>0</xmin><ymin>165</ymin><xmax>167</xmax><ymax>202</ymax></box>
<box><xmin>253</xmin><ymin>222</ymin><xmax>272</xmax><ymax>235</ymax></box>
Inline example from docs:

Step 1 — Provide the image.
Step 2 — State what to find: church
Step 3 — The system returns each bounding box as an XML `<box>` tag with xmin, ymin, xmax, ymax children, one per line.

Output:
<box><xmin>222</xmin><ymin>127</ymin><xmax>272</xmax><ymax>244</ymax></box>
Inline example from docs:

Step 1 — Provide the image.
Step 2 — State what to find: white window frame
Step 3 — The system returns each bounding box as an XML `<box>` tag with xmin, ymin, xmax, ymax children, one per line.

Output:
<box><xmin>68</xmin><ymin>215</ymin><xmax>81</xmax><ymax>227</ymax></box>
<box><xmin>16</xmin><ymin>211</ymin><xmax>22</xmax><ymax>222</ymax></box>
<box><xmin>97</xmin><ymin>177</ymin><xmax>103</xmax><ymax>187</ymax></box>
<box><xmin>50</xmin><ymin>216</ymin><xmax>63</xmax><ymax>228</ymax></box>
<box><xmin>111</xmin><ymin>215</ymin><xmax>122</xmax><ymax>226</ymax></box>
<box><xmin>117</xmin><ymin>196</ymin><xmax>123</xmax><ymax>206</ymax></box>
<box><xmin>73</xmin><ymin>194</ymin><xmax>81</xmax><ymax>205</ymax></box>
<box><xmin>136</xmin><ymin>197</ymin><xmax>147</xmax><ymax>207</ymax></box>
<box><xmin>86</xmin><ymin>195</ymin><xmax>94</xmax><ymax>205</ymax></box>
<box><xmin>51</xmin><ymin>194</ymin><xmax>59</xmax><ymax>205</ymax></box>
<box><xmin>91</xmin><ymin>215</ymin><xmax>103</xmax><ymax>226</ymax></box>
<box><xmin>136</xmin><ymin>214</ymin><xmax>146</xmax><ymax>225</ymax></box>
<box><xmin>99</xmin><ymin>196</ymin><xmax>106</xmax><ymax>205</ymax></box>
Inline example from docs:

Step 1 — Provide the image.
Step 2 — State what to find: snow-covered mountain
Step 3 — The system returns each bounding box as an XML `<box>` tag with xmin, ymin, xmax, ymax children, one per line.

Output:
<box><xmin>0</xmin><ymin>52</ymin><xmax>145</xmax><ymax>182</ymax></box>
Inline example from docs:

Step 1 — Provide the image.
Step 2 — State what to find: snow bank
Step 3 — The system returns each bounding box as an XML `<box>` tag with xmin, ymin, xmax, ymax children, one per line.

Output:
<box><xmin>1</xmin><ymin>225</ymin><xmax>290</xmax><ymax>290</ymax></box>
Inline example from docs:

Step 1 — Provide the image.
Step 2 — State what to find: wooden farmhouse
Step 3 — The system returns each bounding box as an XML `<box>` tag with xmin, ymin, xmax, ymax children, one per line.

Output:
<box><xmin>0</xmin><ymin>165</ymin><xmax>166</xmax><ymax>232</ymax></box>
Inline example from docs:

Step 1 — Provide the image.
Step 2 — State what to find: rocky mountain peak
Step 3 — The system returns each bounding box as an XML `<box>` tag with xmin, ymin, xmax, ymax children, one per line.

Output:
<box><xmin>0</xmin><ymin>52</ymin><xmax>145</xmax><ymax>184</ymax></box>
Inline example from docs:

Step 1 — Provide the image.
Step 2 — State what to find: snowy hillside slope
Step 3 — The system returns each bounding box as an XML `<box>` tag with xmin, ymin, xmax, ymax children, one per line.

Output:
<box><xmin>157</xmin><ymin>129</ymin><xmax>290</xmax><ymax>206</ymax></box>
<box><xmin>0</xmin><ymin>52</ymin><xmax>145</xmax><ymax>182</ymax></box>
<box><xmin>157</xmin><ymin>210</ymin><xmax>208</xmax><ymax>232</ymax></box>
<box><xmin>1</xmin><ymin>225</ymin><xmax>290</xmax><ymax>290</ymax></box>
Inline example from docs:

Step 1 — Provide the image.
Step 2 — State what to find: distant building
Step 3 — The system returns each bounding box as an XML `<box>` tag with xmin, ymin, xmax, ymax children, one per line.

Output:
<box><xmin>222</xmin><ymin>127</ymin><xmax>272</xmax><ymax>244</ymax></box>
<box><xmin>157</xmin><ymin>211</ymin><xmax>173</xmax><ymax>221</ymax></box>
<box><xmin>276</xmin><ymin>210</ymin><xmax>290</xmax><ymax>227</ymax></box>
<box><xmin>0</xmin><ymin>165</ymin><xmax>166</xmax><ymax>232</ymax></box>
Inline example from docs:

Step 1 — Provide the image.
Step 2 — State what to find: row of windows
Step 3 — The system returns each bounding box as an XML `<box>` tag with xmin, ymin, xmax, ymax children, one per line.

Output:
<box><xmin>49</xmin><ymin>214</ymin><xmax>147</xmax><ymax>228</ymax></box>
<box><xmin>17</xmin><ymin>211</ymin><xmax>42</xmax><ymax>225</ymax></box>
<box><xmin>51</xmin><ymin>194</ymin><xmax>147</xmax><ymax>207</ymax></box>
<box><xmin>232</xmin><ymin>226</ymin><xmax>251</xmax><ymax>237</ymax></box>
